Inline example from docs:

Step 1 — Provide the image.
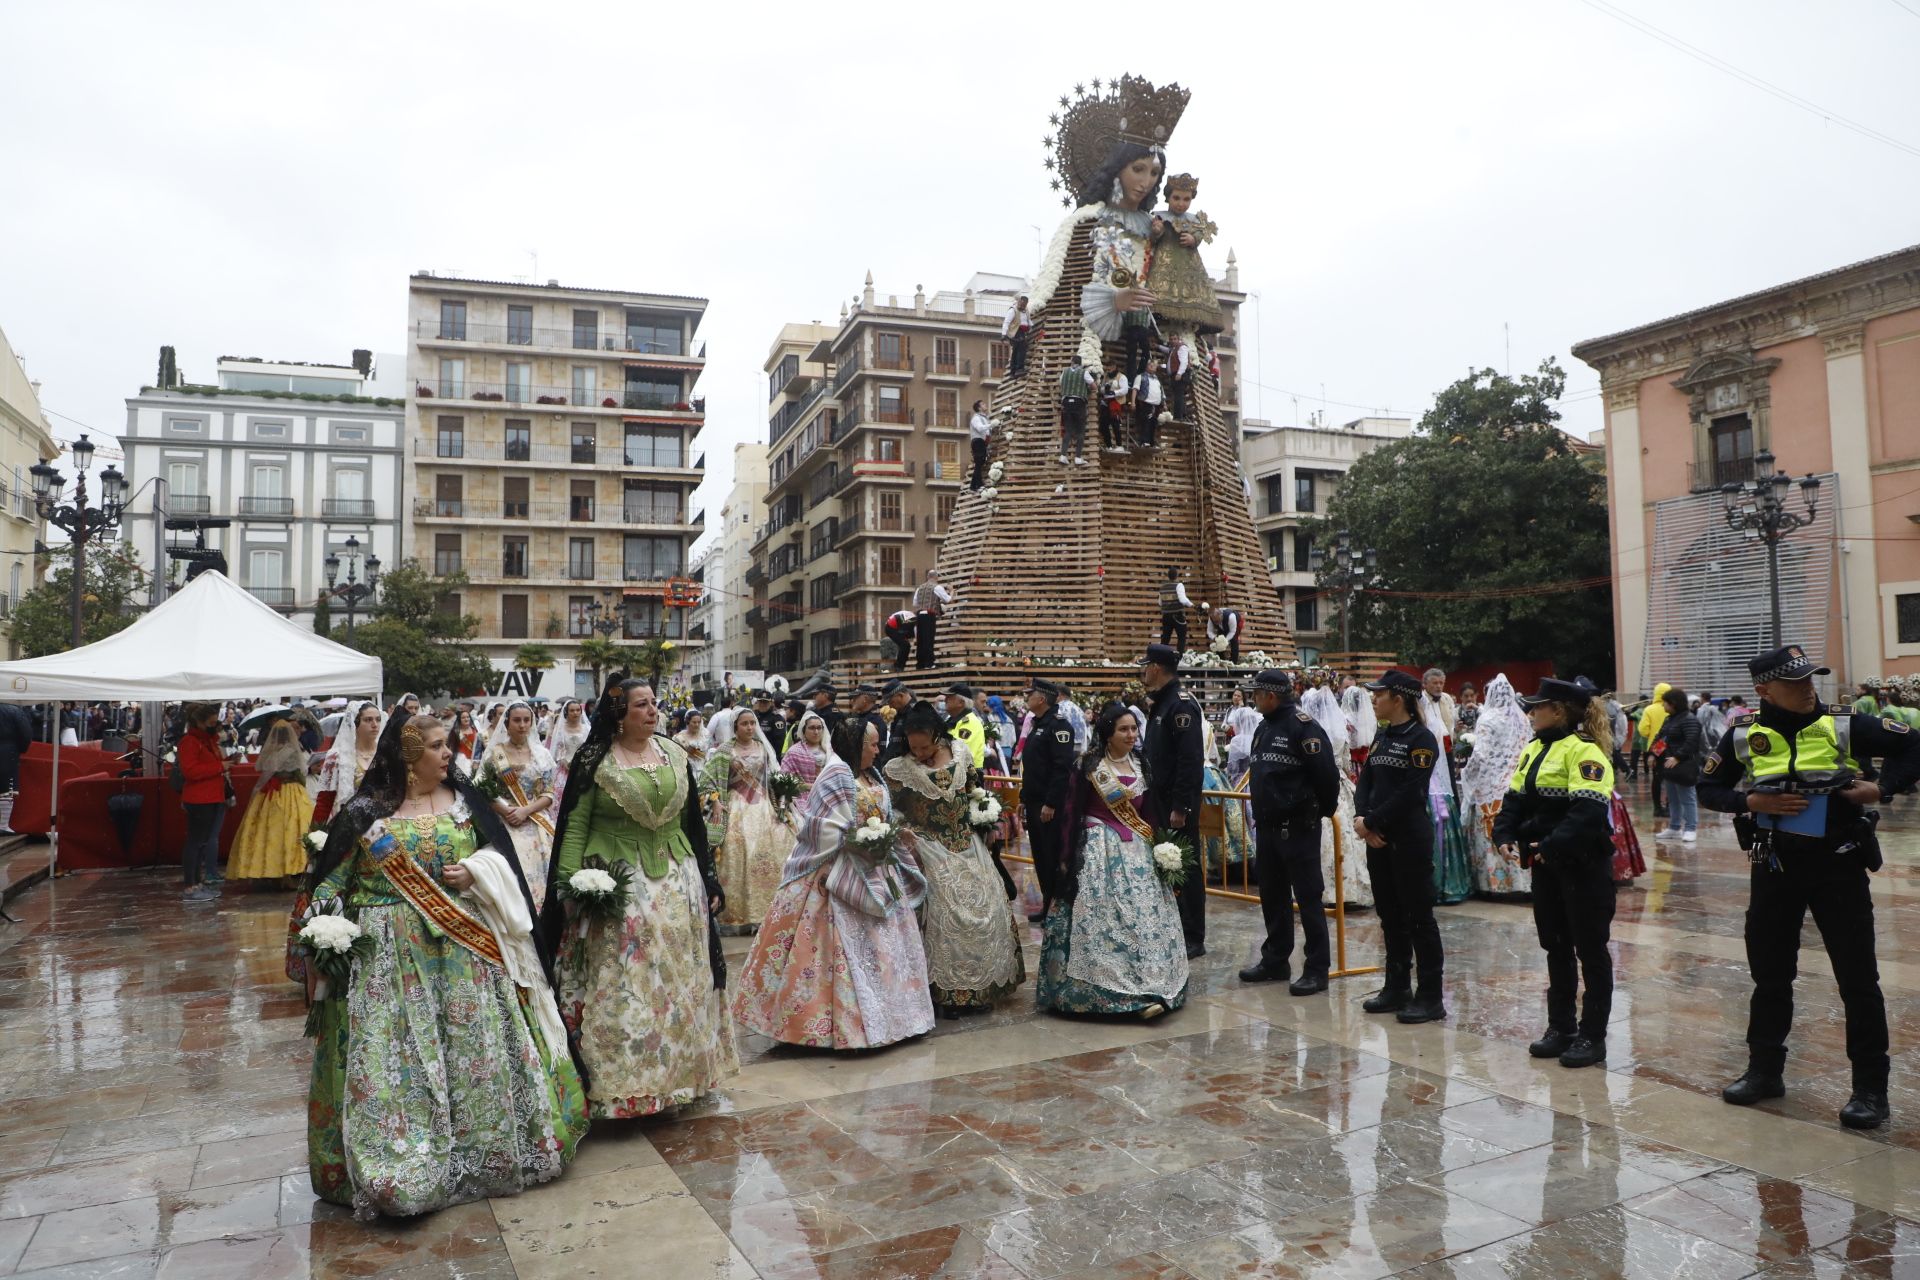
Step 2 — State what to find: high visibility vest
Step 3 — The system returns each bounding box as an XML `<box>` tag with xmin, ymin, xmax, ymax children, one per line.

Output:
<box><xmin>1508</xmin><ymin>733</ymin><xmax>1613</xmax><ymax>803</ymax></box>
<box><xmin>1731</xmin><ymin>713</ymin><xmax>1854</xmax><ymax>790</ymax></box>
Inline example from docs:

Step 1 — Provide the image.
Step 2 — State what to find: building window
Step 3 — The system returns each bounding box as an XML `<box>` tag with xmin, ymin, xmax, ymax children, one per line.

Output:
<box><xmin>572</xmin><ymin>309</ymin><xmax>599</xmax><ymax>350</ymax></box>
<box><xmin>433</xmin><ymin>533</ymin><xmax>461</xmax><ymax>576</ymax></box>
<box><xmin>809</xmin><ymin>629</ymin><xmax>838</xmax><ymax>665</ymax></box>
<box><xmin>570</xmin><ymin>479</ymin><xmax>595</xmax><ymax>522</ymax></box>
<box><xmin>878</xmin><ymin>491</ymin><xmax>903</xmax><ymax>530</ymax></box>
<box><xmin>436</xmin><ymin>592</ymin><xmax>462</xmax><ymax>619</ymax></box>
<box><xmin>505</xmin><ymin>361</ymin><xmax>532</xmax><ymax>404</ymax></box>
<box><xmin>567</xmin><ymin>537</ymin><xmax>595</xmax><ymax>579</ymax></box>
<box><xmin>251</xmin><ymin>421</ymin><xmax>287</xmax><ymax>440</ymax></box>
<box><xmin>504</xmin><ymin>420</ymin><xmax>531</xmax><ymax>461</ymax></box>
<box><xmin>989</xmin><ymin>340</ymin><xmax>1011</xmax><ymax>376</ymax></box>
<box><xmin>503</xmin><ymin>475</ymin><xmax>529</xmax><ymax>519</ymax></box>
<box><xmin>879</xmin><ymin>545</ymin><xmax>904</xmax><ymax>584</ymax></box>
<box><xmin>1263</xmin><ymin>475</ymin><xmax>1285</xmax><ymax>517</ymax></box>
<box><xmin>623</xmin><ymin>373</ymin><xmax>682</xmax><ymax>411</ymax></box>
<box><xmin>437</xmin><ymin>358</ymin><xmax>465</xmax><ymax>399</ymax></box>
<box><xmin>1708</xmin><ymin>413</ymin><xmax>1755</xmax><ymax>489</ymax></box>
<box><xmin>571</xmin><ymin>423</ymin><xmax>596</xmax><ymax>464</ymax></box>
<box><xmin>875</xmin><ymin>436</ymin><xmax>902</xmax><ymax>462</ymax></box>
<box><xmin>507</xmin><ymin>304</ymin><xmax>533</xmax><ymax>345</ymax></box>
<box><xmin>502</xmin><ymin>536</ymin><xmax>528</xmax><ymax>578</ymax></box>
<box><xmin>501</xmin><ymin>593</ymin><xmax>529</xmax><ymax>638</ymax></box>
<box><xmin>249</xmin><ymin>463</ymin><xmax>284</xmax><ymax>498</ymax></box>
<box><xmin>435</xmin><ymin>474</ymin><xmax>462</xmax><ymax>516</ymax></box>
<box><xmin>247</xmin><ymin>549</ymin><xmax>283</xmax><ymax>589</ymax></box>
<box><xmin>332</xmin><ymin>425</ymin><xmax>367</xmax><ymax>443</ymax></box>
<box><xmin>624</xmin><ymin>424</ymin><xmax>682</xmax><ymax>467</ymax></box>
<box><xmin>332</xmin><ymin>468</ymin><xmax>366</xmax><ymax>502</ymax></box>
<box><xmin>571</xmin><ymin>366</ymin><xmax>597</xmax><ymax>408</ymax></box>
<box><xmin>623</xmin><ymin>599</ymin><xmax>685</xmax><ymax>640</ymax></box>
<box><xmin>933</xmin><ymin>492</ymin><xmax>955</xmax><ymax>532</ymax></box>
<box><xmin>934</xmin><ymin>338</ymin><xmax>957</xmax><ymax>374</ymax></box>
<box><xmin>1295</xmin><ymin>473</ymin><xmax>1315</xmax><ymax>514</ymax></box>
<box><xmin>1898</xmin><ymin>594</ymin><xmax>1920</xmax><ymax>645</ymax></box>
<box><xmin>625</xmin><ymin>314</ymin><xmax>683</xmax><ymax>355</ymax></box>
<box><xmin>769</xmin><ymin>354</ymin><xmax>799</xmax><ymax>401</ymax></box>
<box><xmin>932</xmin><ymin>439</ymin><xmax>960</xmax><ymax>479</ymax></box>
<box><xmin>934</xmin><ymin>389</ymin><xmax>957</xmax><ymax>427</ymax></box>
<box><xmin>1265</xmin><ymin>531</ymin><xmax>1285</xmax><ymax>567</ymax></box>
<box><xmin>436</xmin><ymin>415</ymin><xmax>464</xmax><ymax>457</ymax></box>
<box><xmin>875</xmin><ymin>332</ymin><xmax>909</xmax><ymax>370</ymax></box>
<box><xmin>568</xmin><ymin>595</ymin><xmax>596</xmax><ymax>638</ymax></box>
<box><xmin>1293</xmin><ymin>532</ymin><xmax>1314</xmax><ymax>574</ymax></box>
<box><xmin>1295</xmin><ymin>594</ymin><xmax>1318</xmax><ymax>633</ymax></box>
<box><xmin>623</xmin><ymin>481</ymin><xmax>681</xmax><ymax>524</ymax></box>
<box><xmin>877</xmin><ymin>385</ymin><xmax>907</xmax><ymax>424</ymax></box>
<box><xmin>624</xmin><ymin>535</ymin><xmax>682</xmax><ymax>580</ymax></box>
<box><xmin>438</xmin><ymin>300</ymin><xmax>467</xmax><ymax>341</ymax></box>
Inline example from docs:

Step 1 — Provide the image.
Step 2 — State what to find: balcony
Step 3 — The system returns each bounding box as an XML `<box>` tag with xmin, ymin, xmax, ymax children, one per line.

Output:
<box><xmin>849</xmin><ymin>458</ymin><xmax>915</xmax><ymax>481</ymax></box>
<box><xmin>870</xmin><ymin>351</ymin><xmax>914</xmax><ymax>373</ymax></box>
<box><xmin>874</xmin><ymin>403</ymin><xmax>912</xmax><ymax>425</ymax></box>
<box><xmin>433</xmin><ymin>555</ymin><xmax>463</xmax><ymax>576</ymax></box>
<box><xmin>566</xmin><ymin>562</ymin><xmax>595</xmax><ymax>580</ymax></box>
<box><xmin>164</xmin><ymin>494</ymin><xmax>212</xmax><ymax>516</ymax></box>
<box><xmin>840</xmin><ymin>508</ymin><xmax>917</xmax><ymax>540</ymax></box>
<box><xmin>412</xmin><ymin>381</ymin><xmax>703</xmax><ymax>414</ymax></box>
<box><xmin>322</xmin><ymin>498</ymin><xmax>376</xmax><ymax>519</ymax></box>
<box><xmin>1688</xmin><ymin>456</ymin><xmax>1761</xmax><ymax>494</ymax></box>
<box><xmin>246</xmin><ymin>586</ymin><xmax>295</xmax><ymax>607</ymax></box>
<box><xmin>412</xmin><ymin>439</ymin><xmax>699</xmax><ymax>471</ymax></box>
<box><xmin>236</xmin><ymin>495</ymin><xmax>293</xmax><ymax>519</ymax></box>
<box><xmin>832</xmin><ymin>350</ymin><xmax>863</xmax><ymax>393</ymax></box>
<box><xmin>924</xmin><ymin>355</ymin><xmax>971</xmax><ymax>379</ymax></box>
<box><xmin>745</xmin><ymin>562</ymin><xmax>767</xmax><ymax>587</ymax></box>
<box><xmin>806</xmin><ymin>465</ymin><xmax>840</xmax><ymax>508</ymax></box>
<box><xmin>416</xmin><ymin>318</ymin><xmax>703</xmax><ymax>360</ymax></box>
<box><xmin>745</xmin><ymin>606</ymin><xmax>766</xmax><ymax>630</ymax></box>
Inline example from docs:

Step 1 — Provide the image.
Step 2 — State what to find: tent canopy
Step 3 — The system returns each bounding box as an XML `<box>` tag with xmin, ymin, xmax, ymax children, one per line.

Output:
<box><xmin>0</xmin><ymin>570</ymin><xmax>382</xmax><ymax>702</ymax></box>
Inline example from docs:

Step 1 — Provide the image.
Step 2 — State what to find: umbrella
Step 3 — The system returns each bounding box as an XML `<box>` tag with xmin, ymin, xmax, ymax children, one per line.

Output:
<box><xmin>237</xmin><ymin>704</ymin><xmax>295</xmax><ymax>736</ymax></box>
<box><xmin>320</xmin><ymin>697</ymin><xmax>349</xmax><ymax>710</ymax></box>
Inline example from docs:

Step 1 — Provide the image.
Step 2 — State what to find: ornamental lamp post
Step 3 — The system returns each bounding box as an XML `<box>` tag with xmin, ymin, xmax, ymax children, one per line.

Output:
<box><xmin>1309</xmin><ymin>529</ymin><xmax>1377</xmax><ymax>658</ymax></box>
<box><xmin>1719</xmin><ymin>449</ymin><xmax>1819</xmax><ymax>647</ymax></box>
<box><xmin>323</xmin><ymin>533</ymin><xmax>382</xmax><ymax>639</ymax></box>
<box><xmin>31</xmin><ymin>435</ymin><xmax>127</xmax><ymax>649</ymax></box>
<box><xmin>584</xmin><ymin>592</ymin><xmax>623</xmax><ymax>639</ymax></box>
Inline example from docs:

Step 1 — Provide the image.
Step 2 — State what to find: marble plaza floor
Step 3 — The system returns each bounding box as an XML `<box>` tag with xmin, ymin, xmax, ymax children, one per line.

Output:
<box><xmin>8</xmin><ymin>795</ymin><xmax>1920</xmax><ymax>1277</ymax></box>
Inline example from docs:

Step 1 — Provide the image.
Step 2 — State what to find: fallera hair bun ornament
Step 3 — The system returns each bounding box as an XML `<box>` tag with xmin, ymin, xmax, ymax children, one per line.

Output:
<box><xmin>1043</xmin><ymin>75</ymin><xmax>1192</xmax><ymax>208</ymax></box>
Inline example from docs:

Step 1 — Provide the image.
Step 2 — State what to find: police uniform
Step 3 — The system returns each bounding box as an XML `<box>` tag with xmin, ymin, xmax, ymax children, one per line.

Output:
<box><xmin>1699</xmin><ymin>645</ymin><xmax>1920</xmax><ymax>1130</ymax></box>
<box><xmin>1493</xmin><ymin>677</ymin><xmax>1616</xmax><ymax>1069</ymax></box>
<box><xmin>1354</xmin><ymin>669</ymin><xmax>1445</xmax><ymax>1022</ymax></box>
<box><xmin>1158</xmin><ymin>578</ymin><xmax>1191</xmax><ymax>651</ymax></box>
<box><xmin>1142</xmin><ymin>645</ymin><xmax>1207</xmax><ymax>955</ymax></box>
<box><xmin>1021</xmin><ymin>680</ymin><xmax>1077</xmax><ymax>914</ymax></box>
<box><xmin>945</xmin><ymin>683</ymin><xmax>988</xmax><ymax>768</ymax></box>
<box><xmin>1238</xmin><ymin>670</ymin><xmax>1340</xmax><ymax>992</ymax></box>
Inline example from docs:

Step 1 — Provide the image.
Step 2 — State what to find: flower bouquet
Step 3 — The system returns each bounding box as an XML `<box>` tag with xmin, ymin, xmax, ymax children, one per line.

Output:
<box><xmin>768</xmin><ymin>770</ymin><xmax>804</xmax><ymax>821</ymax></box>
<box><xmin>295</xmin><ymin>909</ymin><xmax>373</xmax><ymax>1034</ymax></box>
<box><xmin>965</xmin><ymin>786</ymin><xmax>1003</xmax><ymax>835</ymax></box>
<box><xmin>470</xmin><ymin>765</ymin><xmax>506</xmax><ymax>804</ymax></box>
<box><xmin>848</xmin><ymin>814</ymin><xmax>901</xmax><ymax>864</ymax></box>
<box><xmin>559</xmin><ymin>856</ymin><xmax>633</xmax><ymax>926</ymax></box>
<box><xmin>1151</xmin><ymin>832</ymin><xmax>1198</xmax><ymax>891</ymax></box>
<box><xmin>1211</xmin><ymin>635</ymin><xmax>1230</xmax><ymax>654</ymax></box>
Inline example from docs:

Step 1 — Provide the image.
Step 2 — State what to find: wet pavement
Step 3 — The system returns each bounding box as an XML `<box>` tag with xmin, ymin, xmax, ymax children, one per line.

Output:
<box><xmin>6</xmin><ymin>792</ymin><xmax>1920</xmax><ymax>1277</ymax></box>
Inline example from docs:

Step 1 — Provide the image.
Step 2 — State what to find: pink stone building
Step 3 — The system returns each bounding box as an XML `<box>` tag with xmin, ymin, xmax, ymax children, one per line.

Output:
<box><xmin>1573</xmin><ymin>245</ymin><xmax>1920</xmax><ymax>697</ymax></box>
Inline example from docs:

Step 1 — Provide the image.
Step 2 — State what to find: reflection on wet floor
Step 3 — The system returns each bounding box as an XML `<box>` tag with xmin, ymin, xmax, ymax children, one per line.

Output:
<box><xmin>4</xmin><ymin>793</ymin><xmax>1920</xmax><ymax>1276</ymax></box>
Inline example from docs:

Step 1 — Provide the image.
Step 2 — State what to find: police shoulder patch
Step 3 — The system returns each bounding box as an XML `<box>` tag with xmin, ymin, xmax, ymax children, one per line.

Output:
<box><xmin>1175</xmin><ymin>712</ymin><xmax>1192</xmax><ymax>730</ymax></box>
<box><xmin>1305</xmin><ymin>737</ymin><xmax>1322</xmax><ymax>754</ymax></box>
<box><xmin>1578</xmin><ymin>760</ymin><xmax>1605</xmax><ymax>782</ymax></box>
<box><xmin>1295</xmin><ymin>710</ymin><xmax>1313</xmax><ymax>722</ymax></box>
<box><xmin>1748</xmin><ymin>731</ymin><xmax>1772</xmax><ymax>754</ymax></box>
<box><xmin>1054</xmin><ymin>729</ymin><xmax>1071</xmax><ymax>743</ymax></box>
<box><xmin>1884</xmin><ymin>717</ymin><xmax>1911</xmax><ymax>735</ymax></box>
<box><xmin>1411</xmin><ymin>748</ymin><xmax>1435</xmax><ymax>769</ymax></box>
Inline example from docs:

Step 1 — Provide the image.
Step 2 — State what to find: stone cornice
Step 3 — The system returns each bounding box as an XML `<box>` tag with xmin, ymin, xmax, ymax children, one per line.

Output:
<box><xmin>1571</xmin><ymin>244</ymin><xmax>1920</xmax><ymax>375</ymax></box>
<box><xmin>1822</xmin><ymin>326</ymin><xmax>1866</xmax><ymax>359</ymax></box>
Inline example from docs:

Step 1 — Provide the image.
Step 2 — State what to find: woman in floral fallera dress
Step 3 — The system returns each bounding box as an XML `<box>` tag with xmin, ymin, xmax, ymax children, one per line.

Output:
<box><xmin>885</xmin><ymin>701</ymin><xmax>1025</xmax><ymax>1016</ymax></box>
<box><xmin>473</xmin><ymin>701</ymin><xmax>559</xmax><ymax>912</ymax></box>
<box><xmin>539</xmin><ymin>678</ymin><xmax>736</xmax><ymax>1119</ymax></box>
<box><xmin>1038</xmin><ymin>703</ymin><xmax>1189</xmax><ymax>1017</ymax></box>
<box><xmin>701</xmin><ymin>708</ymin><xmax>795</xmax><ymax>934</ymax></box>
<box><xmin>302</xmin><ymin>712</ymin><xmax>586</xmax><ymax>1220</ymax></box>
<box><xmin>734</xmin><ymin>717</ymin><xmax>935</xmax><ymax>1048</ymax></box>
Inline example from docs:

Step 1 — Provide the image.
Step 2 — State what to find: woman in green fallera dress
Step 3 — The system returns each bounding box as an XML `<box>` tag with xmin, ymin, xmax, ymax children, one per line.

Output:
<box><xmin>301</xmin><ymin>711</ymin><xmax>587</xmax><ymax>1220</ymax></box>
<box><xmin>540</xmin><ymin>677</ymin><xmax>737</xmax><ymax>1119</ymax></box>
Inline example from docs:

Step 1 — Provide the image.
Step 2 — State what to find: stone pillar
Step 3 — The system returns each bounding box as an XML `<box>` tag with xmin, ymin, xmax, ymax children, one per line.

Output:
<box><xmin>1605</xmin><ymin>382</ymin><xmax>1647</xmax><ymax>693</ymax></box>
<box><xmin>1824</xmin><ymin>326</ymin><xmax>1881</xmax><ymax>683</ymax></box>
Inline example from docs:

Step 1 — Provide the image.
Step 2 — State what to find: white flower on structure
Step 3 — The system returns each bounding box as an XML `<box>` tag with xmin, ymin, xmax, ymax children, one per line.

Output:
<box><xmin>1153</xmin><ymin>842</ymin><xmax>1185</xmax><ymax>874</ymax></box>
<box><xmin>299</xmin><ymin>914</ymin><xmax>363</xmax><ymax>954</ymax></box>
<box><xmin>1211</xmin><ymin>636</ymin><xmax>1229</xmax><ymax>654</ymax></box>
<box><xmin>980</xmin><ymin>486</ymin><xmax>999</xmax><ymax>501</ymax></box>
<box><xmin>988</xmin><ymin>462</ymin><xmax>1005</xmax><ymax>482</ymax></box>
<box><xmin>569</xmin><ymin>868</ymin><xmax>617</xmax><ymax>895</ymax></box>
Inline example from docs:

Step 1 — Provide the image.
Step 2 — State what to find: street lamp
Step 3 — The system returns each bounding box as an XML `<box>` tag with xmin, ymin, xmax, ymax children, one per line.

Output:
<box><xmin>323</xmin><ymin>533</ymin><xmax>382</xmax><ymax>638</ymax></box>
<box><xmin>584</xmin><ymin>592</ymin><xmax>624</xmax><ymax>639</ymax></box>
<box><xmin>31</xmin><ymin>434</ymin><xmax>127</xmax><ymax>648</ymax></box>
<box><xmin>1720</xmin><ymin>449</ymin><xmax>1820</xmax><ymax>647</ymax></box>
<box><xmin>1308</xmin><ymin>529</ymin><xmax>1377</xmax><ymax>656</ymax></box>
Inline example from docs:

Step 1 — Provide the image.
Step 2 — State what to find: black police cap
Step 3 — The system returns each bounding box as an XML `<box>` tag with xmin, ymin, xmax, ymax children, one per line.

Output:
<box><xmin>1364</xmin><ymin>670</ymin><xmax>1423</xmax><ymax>698</ymax></box>
<box><xmin>1249</xmin><ymin>669</ymin><xmax>1294</xmax><ymax>694</ymax></box>
<box><xmin>1519</xmin><ymin>676</ymin><xmax>1599</xmax><ymax>708</ymax></box>
<box><xmin>1748</xmin><ymin>645</ymin><xmax>1830</xmax><ymax>684</ymax></box>
<box><xmin>1142</xmin><ymin>643</ymin><xmax>1181</xmax><ymax>670</ymax></box>
<box><xmin>1027</xmin><ymin>677</ymin><xmax>1064</xmax><ymax>699</ymax></box>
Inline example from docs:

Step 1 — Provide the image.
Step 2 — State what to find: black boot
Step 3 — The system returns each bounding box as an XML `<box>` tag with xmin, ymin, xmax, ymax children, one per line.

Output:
<box><xmin>1528</xmin><ymin>1029</ymin><xmax>1573</xmax><ymax>1059</ymax></box>
<box><xmin>1557</xmin><ymin>1036</ymin><xmax>1606</xmax><ymax>1069</ymax></box>
<box><xmin>1722</xmin><ymin>1068</ymin><xmax>1786</xmax><ymax>1106</ymax></box>
<box><xmin>1396</xmin><ymin>988</ymin><xmax>1447</xmax><ymax>1024</ymax></box>
<box><xmin>1840</xmin><ymin>1088</ymin><xmax>1890</xmax><ymax>1130</ymax></box>
<box><xmin>1362</xmin><ymin>967</ymin><xmax>1410</xmax><ymax>1014</ymax></box>
<box><xmin>1238</xmin><ymin>961</ymin><xmax>1290</xmax><ymax>984</ymax></box>
<box><xmin>1288</xmin><ymin>972</ymin><xmax>1329</xmax><ymax>996</ymax></box>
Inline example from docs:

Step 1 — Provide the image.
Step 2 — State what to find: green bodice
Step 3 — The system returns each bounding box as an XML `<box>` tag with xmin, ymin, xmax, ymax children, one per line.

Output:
<box><xmin>317</xmin><ymin>809</ymin><xmax>480</xmax><ymax>909</ymax></box>
<box><xmin>555</xmin><ymin>738</ymin><xmax>695</xmax><ymax>881</ymax></box>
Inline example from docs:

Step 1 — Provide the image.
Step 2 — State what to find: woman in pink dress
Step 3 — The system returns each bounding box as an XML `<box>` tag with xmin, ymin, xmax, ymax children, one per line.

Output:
<box><xmin>780</xmin><ymin>710</ymin><xmax>833</xmax><ymax>799</ymax></box>
<box><xmin>733</xmin><ymin>717</ymin><xmax>935</xmax><ymax>1049</ymax></box>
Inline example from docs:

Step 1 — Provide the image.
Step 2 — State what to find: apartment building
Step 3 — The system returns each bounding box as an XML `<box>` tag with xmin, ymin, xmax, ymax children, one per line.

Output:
<box><xmin>120</xmin><ymin>352</ymin><xmax>406</xmax><ymax>625</ymax></box>
<box><xmin>405</xmin><ymin>275</ymin><xmax>707</xmax><ymax>678</ymax></box>
<box><xmin>1240</xmin><ymin>415</ymin><xmax>1414</xmax><ymax>659</ymax></box>
<box><xmin>715</xmin><ymin>441</ymin><xmax>768</xmax><ymax>679</ymax></box>
<box><xmin>0</xmin><ymin>326</ymin><xmax>56</xmax><ymax>652</ymax></box>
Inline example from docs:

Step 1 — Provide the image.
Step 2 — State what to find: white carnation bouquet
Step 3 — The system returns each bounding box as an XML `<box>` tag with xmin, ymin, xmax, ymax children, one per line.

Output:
<box><xmin>295</xmin><ymin>908</ymin><xmax>373</xmax><ymax>1034</ymax></box>
<box><xmin>1151</xmin><ymin>833</ymin><xmax>1197</xmax><ymax>890</ymax></box>
<box><xmin>560</xmin><ymin>855</ymin><xmax>633</xmax><ymax>925</ymax></box>
<box><xmin>768</xmin><ymin>769</ymin><xmax>804</xmax><ymax>821</ymax></box>
<box><xmin>1211</xmin><ymin>635</ymin><xmax>1230</xmax><ymax>654</ymax></box>
<box><xmin>965</xmin><ymin>786</ymin><xmax>1003</xmax><ymax>835</ymax></box>
<box><xmin>848</xmin><ymin>814</ymin><xmax>901</xmax><ymax>863</ymax></box>
<box><xmin>304</xmin><ymin>828</ymin><xmax>329</xmax><ymax>855</ymax></box>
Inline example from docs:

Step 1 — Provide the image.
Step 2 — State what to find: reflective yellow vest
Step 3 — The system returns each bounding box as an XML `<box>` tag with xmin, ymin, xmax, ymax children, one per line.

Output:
<box><xmin>1508</xmin><ymin>733</ymin><xmax>1613</xmax><ymax>803</ymax></box>
<box><xmin>1730</xmin><ymin>713</ymin><xmax>1854</xmax><ymax>790</ymax></box>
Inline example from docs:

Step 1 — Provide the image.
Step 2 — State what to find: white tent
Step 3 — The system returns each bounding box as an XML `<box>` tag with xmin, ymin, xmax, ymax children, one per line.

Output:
<box><xmin>0</xmin><ymin>570</ymin><xmax>381</xmax><ymax>876</ymax></box>
<box><xmin>0</xmin><ymin>570</ymin><xmax>381</xmax><ymax>701</ymax></box>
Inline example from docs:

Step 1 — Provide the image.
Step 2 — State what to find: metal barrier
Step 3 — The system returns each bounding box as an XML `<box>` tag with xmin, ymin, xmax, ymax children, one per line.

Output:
<box><xmin>982</xmin><ymin>775</ymin><xmax>1380</xmax><ymax>981</ymax></box>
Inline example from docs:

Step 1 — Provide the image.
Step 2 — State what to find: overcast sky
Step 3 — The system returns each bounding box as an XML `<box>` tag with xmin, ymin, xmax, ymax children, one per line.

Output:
<box><xmin>5</xmin><ymin>0</ymin><xmax>1918</xmax><ymax>536</ymax></box>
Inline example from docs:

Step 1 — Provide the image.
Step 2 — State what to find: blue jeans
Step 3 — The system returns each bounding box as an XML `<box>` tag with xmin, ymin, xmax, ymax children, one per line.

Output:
<box><xmin>1665</xmin><ymin>783</ymin><xmax>1697</xmax><ymax>834</ymax></box>
<box><xmin>182</xmin><ymin>802</ymin><xmax>224</xmax><ymax>885</ymax></box>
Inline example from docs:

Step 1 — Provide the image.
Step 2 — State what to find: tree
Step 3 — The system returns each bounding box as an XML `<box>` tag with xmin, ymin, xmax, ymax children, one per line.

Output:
<box><xmin>514</xmin><ymin>642</ymin><xmax>555</xmax><ymax>671</ymax></box>
<box><xmin>311</xmin><ymin>591</ymin><xmax>332</xmax><ymax>640</ymax></box>
<box><xmin>576</xmin><ymin>635</ymin><xmax>631</xmax><ymax>690</ymax></box>
<box><xmin>1316</xmin><ymin>361</ymin><xmax>1615</xmax><ymax>681</ymax></box>
<box><xmin>344</xmin><ymin>559</ymin><xmax>493</xmax><ymax>698</ymax></box>
<box><xmin>11</xmin><ymin>544</ymin><xmax>151</xmax><ymax>658</ymax></box>
<box><xmin>633</xmin><ymin>637</ymin><xmax>680</xmax><ymax>689</ymax></box>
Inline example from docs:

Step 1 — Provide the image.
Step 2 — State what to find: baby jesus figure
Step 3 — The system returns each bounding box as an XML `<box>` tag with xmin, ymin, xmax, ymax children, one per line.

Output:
<box><xmin>1146</xmin><ymin>173</ymin><xmax>1227</xmax><ymax>335</ymax></box>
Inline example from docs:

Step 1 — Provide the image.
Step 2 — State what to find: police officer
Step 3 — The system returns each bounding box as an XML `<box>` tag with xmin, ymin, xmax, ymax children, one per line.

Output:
<box><xmin>1021</xmin><ymin>678</ymin><xmax>1077</xmax><ymax>922</ymax></box>
<box><xmin>1142</xmin><ymin>643</ymin><xmax>1207</xmax><ymax>957</ymax></box>
<box><xmin>1495</xmin><ymin>676</ymin><xmax>1617</xmax><ymax>1069</ymax></box>
<box><xmin>1238</xmin><ymin>669</ymin><xmax>1339</xmax><ymax>994</ymax></box>
<box><xmin>1353</xmin><ymin>669</ymin><xmax>1445</xmax><ymax>1022</ymax></box>
<box><xmin>1700</xmin><ymin>644</ymin><xmax>1920</xmax><ymax>1130</ymax></box>
<box><xmin>879</xmin><ymin>679</ymin><xmax>913</xmax><ymax>763</ymax></box>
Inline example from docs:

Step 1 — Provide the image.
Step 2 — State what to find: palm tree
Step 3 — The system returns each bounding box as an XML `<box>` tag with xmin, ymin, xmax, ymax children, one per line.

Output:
<box><xmin>634</xmin><ymin>637</ymin><xmax>680</xmax><ymax>689</ymax></box>
<box><xmin>514</xmin><ymin>642</ymin><xmax>556</xmax><ymax>672</ymax></box>
<box><xmin>576</xmin><ymin>635</ymin><xmax>627</xmax><ymax>691</ymax></box>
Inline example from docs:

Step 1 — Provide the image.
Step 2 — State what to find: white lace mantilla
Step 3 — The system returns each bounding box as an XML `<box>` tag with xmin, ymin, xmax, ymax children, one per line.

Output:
<box><xmin>882</xmin><ymin>739</ymin><xmax>974</xmax><ymax>802</ymax></box>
